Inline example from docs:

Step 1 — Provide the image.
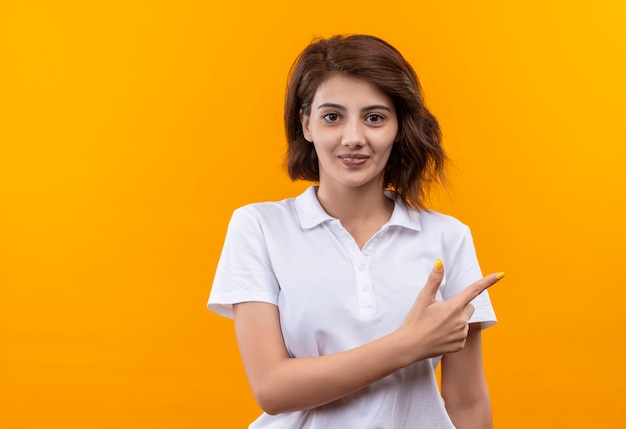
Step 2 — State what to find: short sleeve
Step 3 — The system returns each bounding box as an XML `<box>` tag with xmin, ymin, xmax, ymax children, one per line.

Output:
<box><xmin>208</xmin><ymin>206</ymin><xmax>280</xmax><ymax>319</ymax></box>
<box><xmin>441</xmin><ymin>225</ymin><xmax>497</xmax><ymax>329</ymax></box>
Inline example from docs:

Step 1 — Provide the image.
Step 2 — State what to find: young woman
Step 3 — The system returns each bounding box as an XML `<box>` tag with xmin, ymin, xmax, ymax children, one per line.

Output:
<box><xmin>209</xmin><ymin>34</ymin><xmax>504</xmax><ymax>428</ymax></box>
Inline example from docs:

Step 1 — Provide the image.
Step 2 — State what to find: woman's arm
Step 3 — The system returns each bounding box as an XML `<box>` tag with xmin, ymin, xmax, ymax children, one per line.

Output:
<box><xmin>234</xmin><ymin>301</ymin><xmax>411</xmax><ymax>414</ymax></box>
<box><xmin>441</xmin><ymin>324</ymin><xmax>493</xmax><ymax>429</ymax></box>
<box><xmin>233</xmin><ymin>266</ymin><xmax>503</xmax><ymax>415</ymax></box>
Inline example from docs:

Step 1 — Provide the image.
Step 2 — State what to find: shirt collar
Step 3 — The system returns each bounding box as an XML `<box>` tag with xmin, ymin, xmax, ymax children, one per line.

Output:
<box><xmin>295</xmin><ymin>186</ymin><xmax>335</xmax><ymax>229</ymax></box>
<box><xmin>384</xmin><ymin>190</ymin><xmax>422</xmax><ymax>231</ymax></box>
<box><xmin>295</xmin><ymin>186</ymin><xmax>422</xmax><ymax>231</ymax></box>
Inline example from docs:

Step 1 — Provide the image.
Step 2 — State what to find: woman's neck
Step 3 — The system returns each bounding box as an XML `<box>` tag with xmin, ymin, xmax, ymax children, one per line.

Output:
<box><xmin>316</xmin><ymin>182</ymin><xmax>394</xmax><ymax>248</ymax></box>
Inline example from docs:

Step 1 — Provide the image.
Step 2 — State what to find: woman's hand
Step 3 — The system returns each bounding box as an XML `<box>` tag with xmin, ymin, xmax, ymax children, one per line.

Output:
<box><xmin>397</xmin><ymin>260</ymin><xmax>504</xmax><ymax>363</ymax></box>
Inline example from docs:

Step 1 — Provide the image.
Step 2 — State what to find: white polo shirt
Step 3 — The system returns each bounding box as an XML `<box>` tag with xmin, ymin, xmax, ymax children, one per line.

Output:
<box><xmin>209</xmin><ymin>186</ymin><xmax>496</xmax><ymax>429</ymax></box>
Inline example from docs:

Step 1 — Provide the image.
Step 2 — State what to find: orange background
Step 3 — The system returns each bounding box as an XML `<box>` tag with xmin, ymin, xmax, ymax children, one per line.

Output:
<box><xmin>1</xmin><ymin>1</ymin><xmax>625</xmax><ymax>427</ymax></box>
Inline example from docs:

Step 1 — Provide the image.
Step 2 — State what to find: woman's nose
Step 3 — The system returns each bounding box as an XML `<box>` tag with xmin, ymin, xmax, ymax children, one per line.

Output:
<box><xmin>341</xmin><ymin>120</ymin><xmax>365</xmax><ymax>147</ymax></box>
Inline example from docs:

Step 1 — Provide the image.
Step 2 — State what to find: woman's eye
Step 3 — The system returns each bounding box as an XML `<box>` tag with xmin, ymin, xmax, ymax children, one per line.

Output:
<box><xmin>366</xmin><ymin>114</ymin><xmax>384</xmax><ymax>123</ymax></box>
<box><xmin>323</xmin><ymin>113</ymin><xmax>339</xmax><ymax>122</ymax></box>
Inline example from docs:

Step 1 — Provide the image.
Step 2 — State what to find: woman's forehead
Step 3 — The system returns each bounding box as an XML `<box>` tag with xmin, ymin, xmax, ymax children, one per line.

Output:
<box><xmin>311</xmin><ymin>74</ymin><xmax>393</xmax><ymax>108</ymax></box>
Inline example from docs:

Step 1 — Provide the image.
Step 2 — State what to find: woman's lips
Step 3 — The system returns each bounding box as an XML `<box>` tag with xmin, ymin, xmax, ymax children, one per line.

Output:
<box><xmin>338</xmin><ymin>154</ymin><xmax>369</xmax><ymax>167</ymax></box>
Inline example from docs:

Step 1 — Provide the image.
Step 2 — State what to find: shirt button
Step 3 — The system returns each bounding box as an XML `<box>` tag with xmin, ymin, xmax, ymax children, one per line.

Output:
<box><xmin>361</xmin><ymin>284</ymin><xmax>370</xmax><ymax>292</ymax></box>
<box><xmin>363</xmin><ymin>250</ymin><xmax>370</xmax><ymax>256</ymax></box>
<box><xmin>358</xmin><ymin>264</ymin><xmax>365</xmax><ymax>271</ymax></box>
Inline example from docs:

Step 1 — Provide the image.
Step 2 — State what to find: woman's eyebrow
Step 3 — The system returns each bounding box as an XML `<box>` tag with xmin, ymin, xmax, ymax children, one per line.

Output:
<box><xmin>361</xmin><ymin>104</ymin><xmax>393</xmax><ymax>113</ymax></box>
<box><xmin>317</xmin><ymin>103</ymin><xmax>346</xmax><ymax>111</ymax></box>
<box><xmin>317</xmin><ymin>103</ymin><xmax>392</xmax><ymax>112</ymax></box>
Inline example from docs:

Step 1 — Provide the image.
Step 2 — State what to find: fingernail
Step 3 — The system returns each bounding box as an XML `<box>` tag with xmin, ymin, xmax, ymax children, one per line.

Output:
<box><xmin>434</xmin><ymin>258</ymin><xmax>443</xmax><ymax>270</ymax></box>
<box><xmin>496</xmin><ymin>272</ymin><xmax>506</xmax><ymax>280</ymax></box>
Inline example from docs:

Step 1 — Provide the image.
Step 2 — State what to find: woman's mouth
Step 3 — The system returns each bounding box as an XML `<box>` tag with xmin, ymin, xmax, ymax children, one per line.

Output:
<box><xmin>338</xmin><ymin>155</ymin><xmax>369</xmax><ymax>167</ymax></box>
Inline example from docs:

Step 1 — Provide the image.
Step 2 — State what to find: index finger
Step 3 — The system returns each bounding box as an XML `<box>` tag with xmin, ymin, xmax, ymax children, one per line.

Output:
<box><xmin>452</xmin><ymin>272</ymin><xmax>505</xmax><ymax>307</ymax></box>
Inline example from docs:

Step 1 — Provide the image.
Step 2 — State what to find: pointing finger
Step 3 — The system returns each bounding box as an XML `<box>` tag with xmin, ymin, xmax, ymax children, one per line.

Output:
<box><xmin>453</xmin><ymin>272</ymin><xmax>505</xmax><ymax>308</ymax></box>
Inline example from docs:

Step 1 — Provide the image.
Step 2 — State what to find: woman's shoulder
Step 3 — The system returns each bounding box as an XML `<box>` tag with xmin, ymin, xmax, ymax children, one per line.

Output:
<box><xmin>415</xmin><ymin>208</ymin><xmax>471</xmax><ymax>233</ymax></box>
<box><xmin>233</xmin><ymin>196</ymin><xmax>297</xmax><ymax>219</ymax></box>
<box><xmin>228</xmin><ymin>191</ymin><xmax>307</xmax><ymax>231</ymax></box>
<box><xmin>233</xmin><ymin>186</ymin><xmax>318</xmax><ymax>221</ymax></box>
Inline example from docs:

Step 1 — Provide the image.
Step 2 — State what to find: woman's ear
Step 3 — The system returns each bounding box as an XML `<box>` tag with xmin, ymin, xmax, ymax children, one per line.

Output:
<box><xmin>300</xmin><ymin>109</ymin><xmax>312</xmax><ymax>142</ymax></box>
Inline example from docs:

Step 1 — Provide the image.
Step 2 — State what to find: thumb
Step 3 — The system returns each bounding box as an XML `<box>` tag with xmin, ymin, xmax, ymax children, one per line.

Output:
<box><xmin>416</xmin><ymin>258</ymin><xmax>444</xmax><ymax>305</ymax></box>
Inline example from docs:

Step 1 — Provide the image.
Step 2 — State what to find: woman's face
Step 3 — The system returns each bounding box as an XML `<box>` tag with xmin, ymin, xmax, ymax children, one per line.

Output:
<box><xmin>301</xmin><ymin>74</ymin><xmax>398</xmax><ymax>193</ymax></box>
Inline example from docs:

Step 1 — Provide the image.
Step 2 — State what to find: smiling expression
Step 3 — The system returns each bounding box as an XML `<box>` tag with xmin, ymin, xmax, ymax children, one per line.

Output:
<box><xmin>301</xmin><ymin>74</ymin><xmax>399</xmax><ymax>193</ymax></box>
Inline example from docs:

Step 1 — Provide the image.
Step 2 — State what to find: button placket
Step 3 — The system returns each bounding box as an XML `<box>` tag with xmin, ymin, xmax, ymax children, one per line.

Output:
<box><xmin>326</xmin><ymin>220</ymin><xmax>378</xmax><ymax>314</ymax></box>
<box><xmin>354</xmin><ymin>245</ymin><xmax>376</xmax><ymax>311</ymax></box>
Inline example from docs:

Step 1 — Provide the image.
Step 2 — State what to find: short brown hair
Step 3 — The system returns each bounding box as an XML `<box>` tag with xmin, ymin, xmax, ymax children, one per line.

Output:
<box><xmin>285</xmin><ymin>34</ymin><xmax>446</xmax><ymax>210</ymax></box>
